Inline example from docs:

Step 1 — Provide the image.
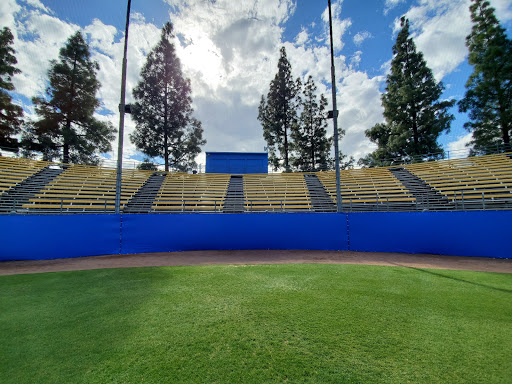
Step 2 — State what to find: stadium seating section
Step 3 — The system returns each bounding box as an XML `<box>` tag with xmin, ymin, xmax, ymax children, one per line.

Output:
<box><xmin>153</xmin><ymin>173</ymin><xmax>230</xmax><ymax>212</ymax></box>
<box><xmin>0</xmin><ymin>157</ymin><xmax>48</xmax><ymax>194</ymax></box>
<box><xmin>244</xmin><ymin>173</ymin><xmax>312</xmax><ymax>211</ymax></box>
<box><xmin>0</xmin><ymin>153</ymin><xmax>511</xmax><ymax>213</ymax></box>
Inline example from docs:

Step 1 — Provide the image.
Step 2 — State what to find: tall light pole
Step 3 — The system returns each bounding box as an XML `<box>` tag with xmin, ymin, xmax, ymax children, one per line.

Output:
<box><xmin>115</xmin><ymin>0</ymin><xmax>132</xmax><ymax>214</ymax></box>
<box><xmin>328</xmin><ymin>0</ymin><xmax>342</xmax><ymax>212</ymax></box>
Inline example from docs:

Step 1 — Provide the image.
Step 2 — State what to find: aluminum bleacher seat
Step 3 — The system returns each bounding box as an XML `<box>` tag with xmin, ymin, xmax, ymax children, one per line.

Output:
<box><xmin>22</xmin><ymin>164</ymin><xmax>152</xmax><ymax>212</ymax></box>
<box><xmin>316</xmin><ymin>168</ymin><xmax>415</xmax><ymax>211</ymax></box>
<box><xmin>152</xmin><ymin>173</ymin><xmax>230</xmax><ymax>212</ymax></box>
<box><xmin>405</xmin><ymin>153</ymin><xmax>512</xmax><ymax>209</ymax></box>
<box><xmin>243</xmin><ymin>173</ymin><xmax>312</xmax><ymax>211</ymax></box>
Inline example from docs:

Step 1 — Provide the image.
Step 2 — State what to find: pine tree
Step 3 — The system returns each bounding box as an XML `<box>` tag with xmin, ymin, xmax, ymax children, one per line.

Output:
<box><xmin>363</xmin><ymin>18</ymin><xmax>455</xmax><ymax>165</ymax></box>
<box><xmin>24</xmin><ymin>31</ymin><xmax>115</xmax><ymax>164</ymax></box>
<box><xmin>258</xmin><ymin>47</ymin><xmax>301</xmax><ymax>171</ymax></box>
<box><xmin>291</xmin><ymin>76</ymin><xmax>331</xmax><ymax>171</ymax></box>
<box><xmin>130</xmin><ymin>22</ymin><xmax>205</xmax><ymax>172</ymax></box>
<box><xmin>459</xmin><ymin>0</ymin><xmax>512</xmax><ymax>154</ymax></box>
<box><xmin>0</xmin><ymin>27</ymin><xmax>24</xmax><ymax>150</ymax></box>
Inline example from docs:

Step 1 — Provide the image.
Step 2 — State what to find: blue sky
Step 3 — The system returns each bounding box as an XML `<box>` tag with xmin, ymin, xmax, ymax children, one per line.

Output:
<box><xmin>2</xmin><ymin>0</ymin><xmax>512</xmax><ymax>168</ymax></box>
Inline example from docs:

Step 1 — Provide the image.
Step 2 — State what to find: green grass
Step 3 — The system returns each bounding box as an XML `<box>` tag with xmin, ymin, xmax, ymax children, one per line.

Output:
<box><xmin>0</xmin><ymin>264</ymin><xmax>511</xmax><ymax>383</ymax></box>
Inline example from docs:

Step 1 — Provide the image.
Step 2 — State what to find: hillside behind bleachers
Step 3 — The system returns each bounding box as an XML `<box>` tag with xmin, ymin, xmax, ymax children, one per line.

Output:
<box><xmin>1</xmin><ymin>153</ymin><xmax>511</xmax><ymax>214</ymax></box>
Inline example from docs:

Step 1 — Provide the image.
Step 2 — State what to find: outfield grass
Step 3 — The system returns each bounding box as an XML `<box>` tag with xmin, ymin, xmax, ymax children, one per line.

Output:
<box><xmin>0</xmin><ymin>263</ymin><xmax>511</xmax><ymax>383</ymax></box>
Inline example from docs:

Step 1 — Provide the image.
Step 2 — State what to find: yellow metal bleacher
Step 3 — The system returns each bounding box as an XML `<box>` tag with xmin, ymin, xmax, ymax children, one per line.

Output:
<box><xmin>152</xmin><ymin>173</ymin><xmax>230</xmax><ymax>212</ymax></box>
<box><xmin>22</xmin><ymin>164</ymin><xmax>152</xmax><ymax>212</ymax></box>
<box><xmin>243</xmin><ymin>173</ymin><xmax>312</xmax><ymax>211</ymax></box>
<box><xmin>316</xmin><ymin>168</ymin><xmax>415</xmax><ymax>206</ymax></box>
<box><xmin>405</xmin><ymin>153</ymin><xmax>512</xmax><ymax>204</ymax></box>
<box><xmin>0</xmin><ymin>156</ymin><xmax>49</xmax><ymax>194</ymax></box>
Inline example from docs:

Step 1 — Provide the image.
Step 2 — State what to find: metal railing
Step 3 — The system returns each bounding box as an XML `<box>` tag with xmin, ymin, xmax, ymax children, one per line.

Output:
<box><xmin>3</xmin><ymin>192</ymin><xmax>512</xmax><ymax>214</ymax></box>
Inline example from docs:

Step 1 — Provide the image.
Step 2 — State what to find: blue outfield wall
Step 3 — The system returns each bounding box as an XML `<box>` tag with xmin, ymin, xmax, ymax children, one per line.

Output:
<box><xmin>0</xmin><ymin>214</ymin><xmax>121</xmax><ymax>260</ymax></box>
<box><xmin>0</xmin><ymin>211</ymin><xmax>510</xmax><ymax>261</ymax></box>
<box><xmin>121</xmin><ymin>213</ymin><xmax>348</xmax><ymax>254</ymax></box>
<box><xmin>348</xmin><ymin>211</ymin><xmax>511</xmax><ymax>259</ymax></box>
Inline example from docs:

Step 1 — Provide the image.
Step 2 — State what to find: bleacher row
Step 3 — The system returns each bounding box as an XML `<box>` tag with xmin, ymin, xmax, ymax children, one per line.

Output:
<box><xmin>0</xmin><ymin>153</ymin><xmax>511</xmax><ymax>213</ymax></box>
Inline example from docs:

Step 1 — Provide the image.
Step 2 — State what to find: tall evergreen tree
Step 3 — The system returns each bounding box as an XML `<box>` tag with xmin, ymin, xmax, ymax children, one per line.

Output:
<box><xmin>291</xmin><ymin>76</ymin><xmax>331</xmax><ymax>171</ymax></box>
<box><xmin>130</xmin><ymin>22</ymin><xmax>205</xmax><ymax>172</ymax></box>
<box><xmin>24</xmin><ymin>31</ymin><xmax>115</xmax><ymax>164</ymax></box>
<box><xmin>0</xmin><ymin>27</ymin><xmax>24</xmax><ymax>150</ymax></box>
<box><xmin>362</xmin><ymin>18</ymin><xmax>455</xmax><ymax>165</ymax></box>
<box><xmin>459</xmin><ymin>0</ymin><xmax>512</xmax><ymax>154</ymax></box>
<box><xmin>258</xmin><ymin>47</ymin><xmax>301</xmax><ymax>171</ymax></box>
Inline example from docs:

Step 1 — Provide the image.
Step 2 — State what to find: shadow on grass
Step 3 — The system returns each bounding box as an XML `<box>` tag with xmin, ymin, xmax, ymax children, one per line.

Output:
<box><xmin>390</xmin><ymin>263</ymin><xmax>512</xmax><ymax>294</ymax></box>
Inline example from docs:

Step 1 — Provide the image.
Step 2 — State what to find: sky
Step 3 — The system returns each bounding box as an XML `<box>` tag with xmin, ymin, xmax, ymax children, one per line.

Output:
<box><xmin>2</xmin><ymin>0</ymin><xmax>512</xmax><ymax>169</ymax></box>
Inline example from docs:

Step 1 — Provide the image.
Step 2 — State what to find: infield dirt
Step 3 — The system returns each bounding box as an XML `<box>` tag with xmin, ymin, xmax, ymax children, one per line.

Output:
<box><xmin>0</xmin><ymin>249</ymin><xmax>511</xmax><ymax>276</ymax></box>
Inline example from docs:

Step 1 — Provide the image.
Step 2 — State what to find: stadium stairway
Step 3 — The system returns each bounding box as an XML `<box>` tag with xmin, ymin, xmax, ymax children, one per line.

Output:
<box><xmin>123</xmin><ymin>172</ymin><xmax>166</xmax><ymax>213</ymax></box>
<box><xmin>0</xmin><ymin>165</ymin><xmax>64</xmax><ymax>214</ymax></box>
<box><xmin>304</xmin><ymin>174</ymin><xmax>336</xmax><ymax>212</ymax></box>
<box><xmin>389</xmin><ymin>167</ymin><xmax>454</xmax><ymax>211</ymax></box>
<box><xmin>222</xmin><ymin>175</ymin><xmax>244</xmax><ymax>213</ymax></box>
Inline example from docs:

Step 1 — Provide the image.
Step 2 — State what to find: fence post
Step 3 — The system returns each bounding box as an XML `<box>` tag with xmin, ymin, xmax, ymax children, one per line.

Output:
<box><xmin>482</xmin><ymin>192</ymin><xmax>485</xmax><ymax>210</ymax></box>
<box><xmin>214</xmin><ymin>200</ymin><xmax>217</xmax><ymax>213</ymax></box>
<box><xmin>281</xmin><ymin>200</ymin><xmax>283</xmax><ymax>212</ymax></box>
<box><xmin>350</xmin><ymin>198</ymin><xmax>352</xmax><ymax>212</ymax></box>
<box><xmin>386</xmin><ymin>198</ymin><xmax>389</xmax><ymax>211</ymax></box>
<box><xmin>105</xmin><ymin>199</ymin><xmax>107</xmax><ymax>213</ymax></box>
<box><xmin>60</xmin><ymin>198</ymin><xmax>63</xmax><ymax>213</ymax></box>
<box><xmin>250</xmin><ymin>200</ymin><xmax>252</xmax><ymax>212</ymax></box>
<box><xmin>461</xmin><ymin>191</ymin><xmax>465</xmax><ymax>211</ymax></box>
<box><xmin>182</xmin><ymin>200</ymin><xmax>185</xmax><ymax>212</ymax></box>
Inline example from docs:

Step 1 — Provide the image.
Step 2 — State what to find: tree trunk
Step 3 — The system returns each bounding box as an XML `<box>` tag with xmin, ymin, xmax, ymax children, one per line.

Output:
<box><xmin>164</xmin><ymin>131</ymin><xmax>169</xmax><ymax>172</ymax></box>
<box><xmin>310</xmin><ymin>105</ymin><xmax>315</xmax><ymax>170</ymax></box>
<box><xmin>498</xmin><ymin>90</ymin><xmax>510</xmax><ymax>147</ymax></box>
<box><xmin>63</xmin><ymin>139</ymin><xmax>70</xmax><ymax>164</ymax></box>
<box><xmin>284</xmin><ymin>125</ymin><xmax>289</xmax><ymax>170</ymax></box>
<box><xmin>63</xmin><ymin>56</ymin><xmax>77</xmax><ymax>164</ymax></box>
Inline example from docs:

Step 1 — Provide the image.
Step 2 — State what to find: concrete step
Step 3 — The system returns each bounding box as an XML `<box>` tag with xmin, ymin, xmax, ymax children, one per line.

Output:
<box><xmin>304</xmin><ymin>174</ymin><xmax>336</xmax><ymax>212</ymax></box>
<box><xmin>123</xmin><ymin>172</ymin><xmax>166</xmax><ymax>213</ymax></box>
<box><xmin>223</xmin><ymin>175</ymin><xmax>244</xmax><ymax>213</ymax></box>
<box><xmin>0</xmin><ymin>166</ymin><xmax>64</xmax><ymax>213</ymax></box>
<box><xmin>390</xmin><ymin>167</ymin><xmax>454</xmax><ymax>210</ymax></box>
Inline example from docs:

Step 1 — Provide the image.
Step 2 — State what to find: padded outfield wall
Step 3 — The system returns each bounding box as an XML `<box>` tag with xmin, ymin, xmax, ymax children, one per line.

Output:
<box><xmin>0</xmin><ymin>211</ymin><xmax>510</xmax><ymax>261</ymax></box>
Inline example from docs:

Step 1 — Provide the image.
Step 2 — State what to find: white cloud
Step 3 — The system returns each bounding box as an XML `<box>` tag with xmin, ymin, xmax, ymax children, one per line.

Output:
<box><xmin>12</xmin><ymin>11</ymin><xmax>79</xmax><ymax>98</ymax></box>
<box><xmin>401</xmin><ymin>0</ymin><xmax>512</xmax><ymax>81</ymax></box>
<box><xmin>6</xmin><ymin>0</ymin><xmax>385</xmax><ymax>167</ymax></box>
<box><xmin>386</xmin><ymin>0</ymin><xmax>405</xmax><ymax>8</ymax></box>
<box><xmin>321</xmin><ymin>1</ymin><xmax>352</xmax><ymax>52</ymax></box>
<box><xmin>295</xmin><ymin>27</ymin><xmax>309</xmax><ymax>45</ymax></box>
<box><xmin>446</xmin><ymin>132</ymin><xmax>472</xmax><ymax>158</ymax></box>
<box><xmin>0</xmin><ymin>0</ymin><xmax>20</xmax><ymax>30</ymax></box>
<box><xmin>353</xmin><ymin>31</ymin><xmax>372</xmax><ymax>46</ymax></box>
<box><xmin>337</xmin><ymin>71</ymin><xmax>384</xmax><ymax>160</ymax></box>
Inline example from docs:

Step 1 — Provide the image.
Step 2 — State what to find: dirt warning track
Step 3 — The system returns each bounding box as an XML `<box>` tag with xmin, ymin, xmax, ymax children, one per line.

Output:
<box><xmin>1</xmin><ymin>250</ymin><xmax>511</xmax><ymax>276</ymax></box>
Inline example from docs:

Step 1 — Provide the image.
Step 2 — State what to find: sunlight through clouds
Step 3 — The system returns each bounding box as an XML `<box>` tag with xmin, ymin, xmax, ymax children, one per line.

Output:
<box><xmin>4</xmin><ymin>0</ymin><xmax>512</xmax><ymax>166</ymax></box>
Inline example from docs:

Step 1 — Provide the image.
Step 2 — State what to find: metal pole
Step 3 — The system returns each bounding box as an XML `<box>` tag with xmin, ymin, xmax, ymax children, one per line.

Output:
<box><xmin>328</xmin><ymin>0</ymin><xmax>342</xmax><ymax>213</ymax></box>
<box><xmin>115</xmin><ymin>0</ymin><xmax>132</xmax><ymax>214</ymax></box>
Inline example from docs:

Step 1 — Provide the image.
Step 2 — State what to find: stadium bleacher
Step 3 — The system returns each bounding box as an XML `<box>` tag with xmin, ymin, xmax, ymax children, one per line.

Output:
<box><xmin>0</xmin><ymin>157</ymin><xmax>49</xmax><ymax>194</ymax></box>
<box><xmin>0</xmin><ymin>152</ymin><xmax>511</xmax><ymax>213</ymax></box>
<box><xmin>152</xmin><ymin>173</ymin><xmax>230</xmax><ymax>212</ymax></box>
<box><xmin>243</xmin><ymin>173</ymin><xmax>312</xmax><ymax>212</ymax></box>
<box><xmin>404</xmin><ymin>152</ymin><xmax>512</xmax><ymax>210</ymax></box>
<box><xmin>316</xmin><ymin>167</ymin><xmax>416</xmax><ymax>211</ymax></box>
<box><xmin>21</xmin><ymin>164</ymin><xmax>151</xmax><ymax>212</ymax></box>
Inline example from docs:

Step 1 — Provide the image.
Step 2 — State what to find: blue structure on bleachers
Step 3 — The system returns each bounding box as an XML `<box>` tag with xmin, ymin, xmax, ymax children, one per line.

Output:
<box><xmin>206</xmin><ymin>152</ymin><xmax>268</xmax><ymax>174</ymax></box>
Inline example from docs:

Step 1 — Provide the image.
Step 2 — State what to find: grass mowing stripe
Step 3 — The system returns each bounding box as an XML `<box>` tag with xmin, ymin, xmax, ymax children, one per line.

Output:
<box><xmin>0</xmin><ymin>264</ymin><xmax>511</xmax><ymax>383</ymax></box>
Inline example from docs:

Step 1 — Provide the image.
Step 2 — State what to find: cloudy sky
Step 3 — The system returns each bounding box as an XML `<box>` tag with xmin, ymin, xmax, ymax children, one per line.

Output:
<box><xmin>2</xmin><ymin>0</ymin><xmax>512</xmax><ymax>169</ymax></box>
